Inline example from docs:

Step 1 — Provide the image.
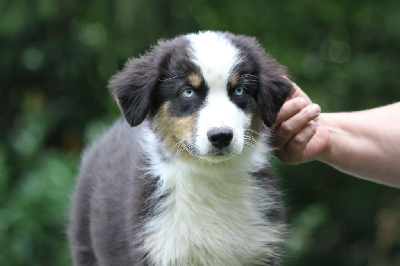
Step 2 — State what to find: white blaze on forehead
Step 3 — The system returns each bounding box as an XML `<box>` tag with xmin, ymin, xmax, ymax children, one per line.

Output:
<box><xmin>186</xmin><ymin>32</ymin><xmax>250</xmax><ymax>159</ymax></box>
<box><xmin>187</xmin><ymin>31</ymin><xmax>241</xmax><ymax>92</ymax></box>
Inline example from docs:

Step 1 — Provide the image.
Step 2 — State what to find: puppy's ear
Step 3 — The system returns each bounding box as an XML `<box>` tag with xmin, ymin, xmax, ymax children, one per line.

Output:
<box><xmin>108</xmin><ymin>53</ymin><xmax>160</xmax><ymax>127</ymax></box>
<box><xmin>258</xmin><ymin>72</ymin><xmax>292</xmax><ymax>127</ymax></box>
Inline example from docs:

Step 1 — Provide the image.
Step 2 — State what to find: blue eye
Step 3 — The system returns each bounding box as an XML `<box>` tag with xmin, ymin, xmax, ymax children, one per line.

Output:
<box><xmin>235</xmin><ymin>86</ymin><xmax>244</xmax><ymax>96</ymax></box>
<box><xmin>182</xmin><ymin>88</ymin><xmax>195</xmax><ymax>98</ymax></box>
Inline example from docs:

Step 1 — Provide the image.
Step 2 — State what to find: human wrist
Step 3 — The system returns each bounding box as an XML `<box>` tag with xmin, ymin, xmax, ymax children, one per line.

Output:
<box><xmin>315</xmin><ymin>113</ymin><xmax>336</xmax><ymax>163</ymax></box>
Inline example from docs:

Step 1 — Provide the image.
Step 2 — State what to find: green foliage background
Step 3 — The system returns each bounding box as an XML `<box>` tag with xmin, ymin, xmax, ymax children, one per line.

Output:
<box><xmin>1</xmin><ymin>0</ymin><xmax>399</xmax><ymax>265</ymax></box>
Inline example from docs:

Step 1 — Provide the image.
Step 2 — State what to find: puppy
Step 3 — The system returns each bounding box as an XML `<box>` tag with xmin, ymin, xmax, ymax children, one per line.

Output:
<box><xmin>69</xmin><ymin>31</ymin><xmax>292</xmax><ymax>266</ymax></box>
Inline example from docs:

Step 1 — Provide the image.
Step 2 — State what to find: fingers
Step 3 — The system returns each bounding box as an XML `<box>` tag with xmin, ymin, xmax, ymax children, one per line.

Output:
<box><xmin>277</xmin><ymin>121</ymin><xmax>317</xmax><ymax>163</ymax></box>
<box><xmin>274</xmin><ymin>97</ymin><xmax>309</xmax><ymax>127</ymax></box>
<box><xmin>273</xmin><ymin>78</ymin><xmax>323</xmax><ymax>164</ymax></box>
<box><xmin>273</xmin><ymin>102</ymin><xmax>321</xmax><ymax>149</ymax></box>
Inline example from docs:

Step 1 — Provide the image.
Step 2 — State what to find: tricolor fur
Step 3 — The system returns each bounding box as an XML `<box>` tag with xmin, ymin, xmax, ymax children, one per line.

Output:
<box><xmin>69</xmin><ymin>31</ymin><xmax>292</xmax><ymax>266</ymax></box>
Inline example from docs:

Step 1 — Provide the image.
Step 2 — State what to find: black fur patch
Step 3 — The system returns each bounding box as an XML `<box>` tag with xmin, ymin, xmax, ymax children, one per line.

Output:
<box><xmin>108</xmin><ymin>36</ymin><xmax>193</xmax><ymax>126</ymax></box>
<box><xmin>224</xmin><ymin>32</ymin><xmax>292</xmax><ymax>127</ymax></box>
<box><xmin>156</xmin><ymin>72</ymin><xmax>207</xmax><ymax>118</ymax></box>
<box><xmin>228</xmin><ymin>73</ymin><xmax>259</xmax><ymax>115</ymax></box>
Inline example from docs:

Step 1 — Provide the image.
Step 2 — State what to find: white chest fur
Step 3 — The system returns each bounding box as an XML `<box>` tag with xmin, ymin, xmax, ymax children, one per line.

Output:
<box><xmin>139</xmin><ymin>131</ymin><xmax>283</xmax><ymax>265</ymax></box>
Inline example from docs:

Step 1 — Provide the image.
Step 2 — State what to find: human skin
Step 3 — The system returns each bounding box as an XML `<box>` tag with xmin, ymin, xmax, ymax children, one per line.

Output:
<box><xmin>272</xmin><ymin>81</ymin><xmax>400</xmax><ymax>187</ymax></box>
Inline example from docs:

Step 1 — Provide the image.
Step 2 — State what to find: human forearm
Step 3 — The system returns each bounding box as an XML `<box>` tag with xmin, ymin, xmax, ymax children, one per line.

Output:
<box><xmin>318</xmin><ymin>104</ymin><xmax>400</xmax><ymax>187</ymax></box>
<box><xmin>273</xmin><ymin>81</ymin><xmax>400</xmax><ymax>187</ymax></box>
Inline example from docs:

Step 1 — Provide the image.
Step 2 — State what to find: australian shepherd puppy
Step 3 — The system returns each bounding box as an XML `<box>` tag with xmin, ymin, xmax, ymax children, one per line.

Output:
<box><xmin>69</xmin><ymin>31</ymin><xmax>292</xmax><ymax>266</ymax></box>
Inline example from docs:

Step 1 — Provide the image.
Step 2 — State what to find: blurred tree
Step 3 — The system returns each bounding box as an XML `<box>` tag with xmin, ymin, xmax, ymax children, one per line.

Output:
<box><xmin>1</xmin><ymin>0</ymin><xmax>399</xmax><ymax>265</ymax></box>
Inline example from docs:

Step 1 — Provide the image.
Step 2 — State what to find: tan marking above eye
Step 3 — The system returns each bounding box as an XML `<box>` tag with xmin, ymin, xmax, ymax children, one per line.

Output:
<box><xmin>188</xmin><ymin>73</ymin><xmax>202</xmax><ymax>88</ymax></box>
<box><xmin>229</xmin><ymin>72</ymin><xmax>240</xmax><ymax>88</ymax></box>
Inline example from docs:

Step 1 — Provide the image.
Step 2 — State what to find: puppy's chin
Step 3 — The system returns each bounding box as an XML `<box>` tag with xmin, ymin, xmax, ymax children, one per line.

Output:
<box><xmin>201</xmin><ymin>154</ymin><xmax>236</xmax><ymax>163</ymax></box>
<box><xmin>179</xmin><ymin>138</ymin><xmax>244</xmax><ymax>163</ymax></box>
<box><xmin>190</xmin><ymin>147</ymin><xmax>240</xmax><ymax>163</ymax></box>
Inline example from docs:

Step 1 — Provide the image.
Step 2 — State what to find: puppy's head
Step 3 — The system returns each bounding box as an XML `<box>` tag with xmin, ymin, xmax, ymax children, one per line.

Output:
<box><xmin>109</xmin><ymin>31</ymin><xmax>292</xmax><ymax>162</ymax></box>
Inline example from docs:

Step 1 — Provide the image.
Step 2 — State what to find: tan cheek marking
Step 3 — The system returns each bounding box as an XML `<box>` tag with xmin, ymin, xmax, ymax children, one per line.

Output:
<box><xmin>250</xmin><ymin>112</ymin><xmax>263</xmax><ymax>140</ymax></box>
<box><xmin>188</xmin><ymin>73</ymin><xmax>202</xmax><ymax>89</ymax></box>
<box><xmin>153</xmin><ymin>102</ymin><xmax>197</xmax><ymax>158</ymax></box>
<box><xmin>249</xmin><ymin>100</ymin><xmax>264</xmax><ymax>141</ymax></box>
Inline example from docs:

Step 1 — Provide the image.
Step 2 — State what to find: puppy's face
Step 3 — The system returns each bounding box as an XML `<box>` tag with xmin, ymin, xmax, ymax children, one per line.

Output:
<box><xmin>109</xmin><ymin>31</ymin><xmax>292</xmax><ymax>163</ymax></box>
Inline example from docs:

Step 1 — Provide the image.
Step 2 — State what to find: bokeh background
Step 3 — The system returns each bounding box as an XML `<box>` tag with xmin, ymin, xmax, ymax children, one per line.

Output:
<box><xmin>1</xmin><ymin>0</ymin><xmax>400</xmax><ymax>265</ymax></box>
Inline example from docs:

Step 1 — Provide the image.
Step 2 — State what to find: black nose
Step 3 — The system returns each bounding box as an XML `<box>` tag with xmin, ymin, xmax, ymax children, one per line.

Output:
<box><xmin>207</xmin><ymin>127</ymin><xmax>233</xmax><ymax>149</ymax></box>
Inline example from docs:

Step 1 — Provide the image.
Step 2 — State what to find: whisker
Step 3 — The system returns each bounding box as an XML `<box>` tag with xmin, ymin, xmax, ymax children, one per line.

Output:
<box><xmin>244</xmin><ymin>140</ymin><xmax>256</xmax><ymax>148</ymax></box>
<box><xmin>244</xmin><ymin>133</ymin><xmax>257</xmax><ymax>140</ymax></box>
<box><xmin>159</xmin><ymin>75</ymin><xmax>186</xmax><ymax>82</ymax></box>
<box><xmin>245</xmin><ymin>128</ymin><xmax>261</xmax><ymax>136</ymax></box>
<box><xmin>244</xmin><ymin>136</ymin><xmax>255</xmax><ymax>142</ymax></box>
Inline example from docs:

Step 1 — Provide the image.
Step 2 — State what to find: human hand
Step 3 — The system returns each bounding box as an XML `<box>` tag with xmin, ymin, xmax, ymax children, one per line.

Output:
<box><xmin>272</xmin><ymin>81</ymin><xmax>331</xmax><ymax>164</ymax></box>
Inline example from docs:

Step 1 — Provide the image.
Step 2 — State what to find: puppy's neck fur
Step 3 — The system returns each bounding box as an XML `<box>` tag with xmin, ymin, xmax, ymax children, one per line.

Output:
<box><xmin>138</xmin><ymin>125</ymin><xmax>283</xmax><ymax>265</ymax></box>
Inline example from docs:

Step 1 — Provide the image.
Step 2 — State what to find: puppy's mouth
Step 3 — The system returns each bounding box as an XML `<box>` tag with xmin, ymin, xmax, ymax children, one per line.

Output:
<box><xmin>181</xmin><ymin>140</ymin><xmax>238</xmax><ymax>162</ymax></box>
<box><xmin>207</xmin><ymin>148</ymin><xmax>235</xmax><ymax>156</ymax></box>
<box><xmin>204</xmin><ymin>152</ymin><xmax>236</xmax><ymax>163</ymax></box>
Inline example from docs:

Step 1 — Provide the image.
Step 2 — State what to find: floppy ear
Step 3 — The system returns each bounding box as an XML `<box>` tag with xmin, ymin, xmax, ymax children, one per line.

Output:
<box><xmin>258</xmin><ymin>73</ymin><xmax>292</xmax><ymax>127</ymax></box>
<box><xmin>108</xmin><ymin>53</ymin><xmax>160</xmax><ymax>127</ymax></box>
